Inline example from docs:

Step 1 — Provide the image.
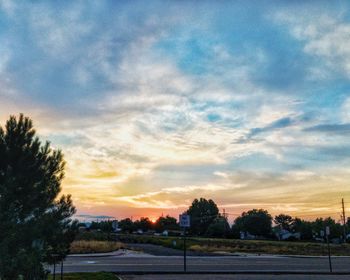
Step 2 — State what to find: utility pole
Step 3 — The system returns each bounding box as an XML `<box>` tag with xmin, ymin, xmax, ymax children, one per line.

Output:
<box><xmin>222</xmin><ymin>208</ymin><xmax>227</xmax><ymax>234</ymax></box>
<box><xmin>342</xmin><ymin>198</ymin><xmax>346</xmax><ymax>241</ymax></box>
<box><xmin>223</xmin><ymin>208</ymin><xmax>228</xmax><ymax>219</ymax></box>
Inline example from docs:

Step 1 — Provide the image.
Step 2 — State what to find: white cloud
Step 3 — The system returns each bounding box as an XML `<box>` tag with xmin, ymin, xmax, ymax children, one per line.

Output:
<box><xmin>276</xmin><ymin>12</ymin><xmax>350</xmax><ymax>79</ymax></box>
<box><xmin>342</xmin><ymin>97</ymin><xmax>350</xmax><ymax>122</ymax></box>
<box><xmin>0</xmin><ymin>45</ymin><xmax>10</xmax><ymax>75</ymax></box>
<box><xmin>3</xmin><ymin>2</ymin><xmax>349</xmax><ymax>217</ymax></box>
<box><xmin>28</xmin><ymin>4</ymin><xmax>93</xmax><ymax>58</ymax></box>
<box><xmin>114</xmin><ymin>183</ymin><xmax>229</xmax><ymax>209</ymax></box>
<box><xmin>214</xmin><ymin>171</ymin><xmax>229</xmax><ymax>178</ymax></box>
<box><xmin>37</xmin><ymin>30</ymin><xmax>323</xmax><ymax>207</ymax></box>
<box><xmin>0</xmin><ymin>0</ymin><xmax>16</xmax><ymax>16</ymax></box>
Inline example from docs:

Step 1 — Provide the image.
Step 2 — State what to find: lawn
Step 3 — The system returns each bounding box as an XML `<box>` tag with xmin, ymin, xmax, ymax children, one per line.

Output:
<box><xmin>70</xmin><ymin>240</ymin><xmax>125</xmax><ymax>254</ymax></box>
<box><xmin>48</xmin><ymin>272</ymin><xmax>119</xmax><ymax>279</ymax></box>
<box><xmin>117</xmin><ymin>234</ymin><xmax>350</xmax><ymax>256</ymax></box>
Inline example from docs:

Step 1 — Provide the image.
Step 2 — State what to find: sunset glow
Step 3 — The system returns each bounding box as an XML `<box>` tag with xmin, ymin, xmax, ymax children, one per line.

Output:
<box><xmin>1</xmin><ymin>1</ymin><xmax>350</xmax><ymax>222</ymax></box>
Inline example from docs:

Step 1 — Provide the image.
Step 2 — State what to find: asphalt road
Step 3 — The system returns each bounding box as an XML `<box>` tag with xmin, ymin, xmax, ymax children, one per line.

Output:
<box><xmin>57</xmin><ymin>255</ymin><xmax>350</xmax><ymax>274</ymax></box>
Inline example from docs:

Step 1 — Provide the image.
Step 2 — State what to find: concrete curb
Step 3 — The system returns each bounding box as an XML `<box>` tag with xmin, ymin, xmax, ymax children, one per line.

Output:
<box><xmin>241</xmin><ymin>254</ymin><xmax>350</xmax><ymax>259</ymax></box>
<box><xmin>68</xmin><ymin>250</ymin><xmax>125</xmax><ymax>257</ymax></box>
<box><xmin>67</xmin><ymin>251</ymin><xmax>350</xmax><ymax>258</ymax></box>
<box><xmin>113</xmin><ymin>271</ymin><xmax>350</xmax><ymax>275</ymax></box>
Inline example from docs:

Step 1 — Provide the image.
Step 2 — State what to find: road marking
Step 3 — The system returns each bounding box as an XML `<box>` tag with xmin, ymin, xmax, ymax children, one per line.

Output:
<box><xmin>63</xmin><ymin>263</ymin><xmax>330</xmax><ymax>267</ymax></box>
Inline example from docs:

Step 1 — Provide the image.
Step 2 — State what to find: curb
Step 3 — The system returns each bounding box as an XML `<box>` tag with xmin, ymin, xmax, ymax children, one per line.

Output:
<box><xmin>67</xmin><ymin>251</ymin><xmax>350</xmax><ymax>259</ymax></box>
<box><xmin>239</xmin><ymin>254</ymin><xmax>350</xmax><ymax>259</ymax></box>
<box><xmin>68</xmin><ymin>250</ymin><xmax>125</xmax><ymax>258</ymax></box>
<box><xmin>67</xmin><ymin>252</ymin><xmax>350</xmax><ymax>258</ymax></box>
<box><xmin>113</xmin><ymin>270</ymin><xmax>350</xmax><ymax>275</ymax></box>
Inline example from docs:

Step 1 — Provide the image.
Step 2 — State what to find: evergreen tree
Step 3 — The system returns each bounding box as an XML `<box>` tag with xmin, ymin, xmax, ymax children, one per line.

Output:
<box><xmin>0</xmin><ymin>114</ymin><xmax>77</xmax><ymax>279</ymax></box>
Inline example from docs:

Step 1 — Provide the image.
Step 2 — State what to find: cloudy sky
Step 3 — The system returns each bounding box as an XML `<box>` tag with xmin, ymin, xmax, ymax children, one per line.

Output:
<box><xmin>1</xmin><ymin>0</ymin><xmax>350</xmax><ymax>222</ymax></box>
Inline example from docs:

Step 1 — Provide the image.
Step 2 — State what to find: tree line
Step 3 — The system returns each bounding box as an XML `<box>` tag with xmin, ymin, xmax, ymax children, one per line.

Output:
<box><xmin>91</xmin><ymin>198</ymin><xmax>348</xmax><ymax>242</ymax></box>
<box><xmin>86</xmin><ymin>215</ymin><xmax>179</xmax><ymax>233</ymax></box>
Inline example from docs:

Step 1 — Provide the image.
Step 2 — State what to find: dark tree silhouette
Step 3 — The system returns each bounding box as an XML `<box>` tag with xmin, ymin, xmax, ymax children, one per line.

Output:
<box><xmin>0</xmin><ymin>114</ymin><xmax>77</xmax><ymax>279</ymax></box>
<box><xmin>186</xmin><ymin>198</ymin><xmax>219</xmax><ymax>235</ymax></box>
<box><xmin>134</xmin><ymin>217</ymin><xmax>153</xmax><ymax>232</ymax></box>
<box><xmin>90</xmin><ymin>220</ymin><xmax>113</xmax><ymax>232</ymax></box>
<box><xmin>292</xmin><ymin>218</ymin><xmax>313</xmax><ymax>240</ymax></box>
<box><xmin>233</xmin><ymin>209</ymin><xmax>272</xmax><ymax>237</ymax></box>
<box><xmin>119</xmin><ymin>218</ymin><xmax>135</xmax><ymax>233</ymax></box>
<box><xmin>274</xmin><ymin>214</ymin><xmax>294</xmax><ymax>231</ymax></box>
<box><xmin>206</xmin><ymin>216</ymin><xmax>230</xmax><ymax>238</ymax></box>
<box><xmin>311</xmin><ymin>217</ymin><xmax>343</xmax><ymax>240</ymax></box>
<box><xmin>154</xmin><ymin>215</ymin><xmax>179</xmax><ymax>232</ymax></box>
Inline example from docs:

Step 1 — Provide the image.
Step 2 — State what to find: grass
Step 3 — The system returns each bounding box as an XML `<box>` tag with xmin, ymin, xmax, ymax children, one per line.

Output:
<box><xmin>75</xmin><ymin>231</ymin><xmax>115</xmax><ymax>241</ymax></box>
<box><xmin>187</xmin><ymin>240</ymin><xmax>331</xmax><ymax>255</ymax></box>
<box><xmin>70</xmin><ymin>240</ymin><xmax>125</xmax><ymax>254</ymax></box>
<box><xmin>48</xmin><ymin>272</ymin><xmax>119</xmax><ymax>279</ymax></box>
<box><xmin>117</xmin><ymin>234</ymin><xmax>350</xmax><ymax>256</ymax></box>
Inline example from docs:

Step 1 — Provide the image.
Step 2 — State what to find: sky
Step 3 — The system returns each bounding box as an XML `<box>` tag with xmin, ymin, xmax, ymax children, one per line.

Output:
<box><xmin>1</xmin><ymin>0</ymin><xmax>350</xmax><ymax>222</ymax></box>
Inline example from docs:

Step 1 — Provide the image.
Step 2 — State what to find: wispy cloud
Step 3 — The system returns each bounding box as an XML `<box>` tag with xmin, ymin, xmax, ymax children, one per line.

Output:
<box><xmin>275</xmin><ymin>8</ymin><xmax>350</xmax><ymax>79</ymax></box>
<box><xmin>75</xmin><ymin>214</ymin><xmax>115</xmax><ymax>221</ymax></box>
<box><xmin>1</xmin><ymin>1</ymin><xmax>350</xmax><ymax>219</ymax></box>
<box><xmin>304</xmin><ymin>123</ymin><xmax>350</xmax><ymax>134</ymax></box>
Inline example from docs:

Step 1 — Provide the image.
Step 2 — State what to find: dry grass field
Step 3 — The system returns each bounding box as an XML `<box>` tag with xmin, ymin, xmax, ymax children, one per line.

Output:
<box><xmin>117</xmin><ymin>234</ymin><xmax>350</xmax><ymax>256</ymax></box>
<box><xmin>70</xmin><ymin>240</ymin><xmax>125</xmax><ymax>254</ymax></box>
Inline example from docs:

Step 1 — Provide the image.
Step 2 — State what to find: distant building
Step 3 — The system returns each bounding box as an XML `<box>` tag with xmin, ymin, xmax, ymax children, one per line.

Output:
<box><xmin>240</xmin><ymin>231</ymin><xmax>256</xmax><ymax>240</ymax></box>
<box><xmin>275</xmin><ymin>229</ymin><xmax>301</xmax><ymax>241</ymax></box>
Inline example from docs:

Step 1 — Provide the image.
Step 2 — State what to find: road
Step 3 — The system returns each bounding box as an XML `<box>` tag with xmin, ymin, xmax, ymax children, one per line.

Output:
<box><xmin>58</xmin><ymin>254</ymin><xmax>350</xmax><ymax>273</ymax></box>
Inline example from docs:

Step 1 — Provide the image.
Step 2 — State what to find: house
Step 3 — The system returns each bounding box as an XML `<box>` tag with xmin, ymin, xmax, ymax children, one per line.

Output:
<box><xmin>275</xmin><ymin>229</ymin><xmax>301</xmax><ymax>241</ymax></box>
<box><xmin>240</xmin><ymin>231</ymin><xmax>256</xmax><ymax>240</ymax></box>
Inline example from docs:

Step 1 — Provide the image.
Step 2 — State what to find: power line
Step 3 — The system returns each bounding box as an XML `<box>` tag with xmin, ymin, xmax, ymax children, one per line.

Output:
<box><xmin>293</xmin><ymin>212</ymin><xmax>339</xmax><ymax>218</ymax></box>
